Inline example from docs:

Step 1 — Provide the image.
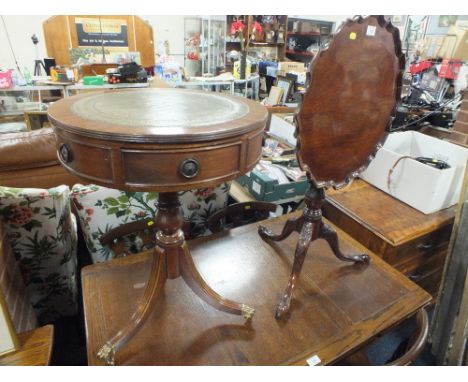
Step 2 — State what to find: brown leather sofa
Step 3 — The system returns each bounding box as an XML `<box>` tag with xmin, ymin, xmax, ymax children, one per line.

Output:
<box><xmin>0</xmin><ymin>128</ymin><xmax>81</xmax><ymax>189</ymax></box>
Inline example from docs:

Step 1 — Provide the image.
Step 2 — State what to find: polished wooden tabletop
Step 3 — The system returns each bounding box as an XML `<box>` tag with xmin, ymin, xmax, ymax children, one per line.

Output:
<box><xmin>296</xmin><ymin>16</ymin><xmax>404</xmax><ymax>189</ymax></box>
<box><xmin>48</xmin><ymin>88</ymin><xmax>267</xmax><ymax>143</ymax></box>
<box><xmin>82</xmin><ymin>212</ymin><xmax>431</xmax><ymax>365</ymax></box>
<box><xmin>0</xmin><ymin>325</ymin><xmax>54</xmax><ymax>366</ymax></box>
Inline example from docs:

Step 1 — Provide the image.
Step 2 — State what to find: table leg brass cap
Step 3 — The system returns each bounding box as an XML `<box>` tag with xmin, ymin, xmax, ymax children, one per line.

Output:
<box><xmin>97</xmin><ymin>342</ymin><xmax>115</xmax><ymax>366</ymax></box>
<box><xmin>241</xmin><ymin>304</ymin><xmax>255</xmax><ymax>320</ymax></box>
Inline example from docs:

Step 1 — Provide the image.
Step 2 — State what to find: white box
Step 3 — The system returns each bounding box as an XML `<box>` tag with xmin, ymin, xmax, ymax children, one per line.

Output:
<box><xmin>269</xmin><ymin>114</ymin><xmax>297</xmax><ymax>146</ymax></box>
<box><xmin>361</xmin><ymin>131</ymin><xmax>468</xmax><ymax>214</ymax></box>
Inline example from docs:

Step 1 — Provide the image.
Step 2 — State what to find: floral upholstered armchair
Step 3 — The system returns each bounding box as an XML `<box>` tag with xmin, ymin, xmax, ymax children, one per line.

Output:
<box><xmin>0</xmin><ymin>185</ymin><xmax>78</xmax><ymax>323</ymax></box>
<box><xmin>71</xmin><ymin>183</ymin><xmax>231</xmax><ymax>264</ymax></box>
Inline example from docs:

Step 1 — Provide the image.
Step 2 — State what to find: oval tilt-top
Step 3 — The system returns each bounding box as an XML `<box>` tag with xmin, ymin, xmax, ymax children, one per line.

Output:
<box><xmin>296</xmin><ymin>15</ymin><xmax>405</xmax><ymax>189</ymax></box>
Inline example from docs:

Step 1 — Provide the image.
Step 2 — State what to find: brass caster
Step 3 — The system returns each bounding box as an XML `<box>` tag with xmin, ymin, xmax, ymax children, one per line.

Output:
<box><xmin>241</xmin><ymin>304</ymin><xmax>255</xmax><ymax>320</ymax></box>
<box><xmin>97</xmin><ymin>342</ymin><xmax>115</xmax><ymax>366</ymax></box>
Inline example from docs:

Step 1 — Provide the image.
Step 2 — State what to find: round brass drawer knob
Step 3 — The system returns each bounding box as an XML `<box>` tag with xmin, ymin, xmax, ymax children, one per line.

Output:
<box><xmin>179</xmin><ymin>158</ymin><xmax>200</xmax><ymax>179</ymax></box>
<box><xmin>59</xmin><ymin>143</ymin><xmax>73</xmax><ymax>163</ymax></box>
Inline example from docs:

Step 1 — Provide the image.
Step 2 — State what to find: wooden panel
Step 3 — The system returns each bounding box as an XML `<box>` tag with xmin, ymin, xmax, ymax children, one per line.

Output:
<box><xmin>43</xmin><ymin>15</ymin><xmax>72</xmax><ymax>66</ymax></box>
<box><xmin>0</xmin><ymin>325</ymin><xmax>54</xmax><ymax>366</ymax></box>
<box><xmin>133</xmin><ymin>16</ymin><xmax>155</xmax><ymax>67</ymax></box>
<box><xmin>246</xmin><ymin>130</ymin><xmax>263</xmax><ymax>168</ymax></box>
<box><xmin>82</xmin><ymin>213</ymin><xmax>431</xmax><ymax>365</ymax></box>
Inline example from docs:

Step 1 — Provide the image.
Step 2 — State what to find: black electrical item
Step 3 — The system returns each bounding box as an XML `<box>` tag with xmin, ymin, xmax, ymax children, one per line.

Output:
<box><xmin>415</xmin><ymin>157</ymin><xmax>450</xmax><ymax>169</ymax></box>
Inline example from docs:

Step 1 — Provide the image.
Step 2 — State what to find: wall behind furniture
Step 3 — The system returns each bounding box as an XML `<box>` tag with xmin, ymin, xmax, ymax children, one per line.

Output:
<box><xmin>0</xmin><ymin>15</ymin><xmax>187</xmax><ymax>72</ymax></box>
<box><xmin>0</xmin><ymin>15</ymin><xmax>50</xmax><ymax>73</ymax></box>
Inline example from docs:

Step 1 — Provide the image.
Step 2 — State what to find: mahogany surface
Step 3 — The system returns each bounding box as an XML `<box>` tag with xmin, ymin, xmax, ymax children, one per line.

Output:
<box><xmin>296</xmin><ymin>15</ymin><xmax>404</xmax><ymax>188</ymax></box>
<box><xmin>0</xmin><ymin>325</ymin><xmax>54</xmax><ymax>366</ymax></box>
<box><xmin>82</xmin><ymin>213</ymin><xmax>431</xmax><ymax>366</ymax></box>
<box><xmin>48</xmin><ymin>88</ymin><xmax>267</xmax><ymax>192</ymax></box>
<box><xmin>323</xmin><ymin>179</ymin><xmax>456</xmax><ymax>295</ymax></box>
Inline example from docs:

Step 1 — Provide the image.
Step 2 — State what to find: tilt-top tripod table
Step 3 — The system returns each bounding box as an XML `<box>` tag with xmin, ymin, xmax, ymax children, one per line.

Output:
<box><xmin>48</xmin><ymin>88</ymin><xmax>267</xmax><ymax>365</ymax></box>
<box><xmin>259</xmin><ymin>15</ymin><xmax>406</xmax><ymax>319</ymax></box>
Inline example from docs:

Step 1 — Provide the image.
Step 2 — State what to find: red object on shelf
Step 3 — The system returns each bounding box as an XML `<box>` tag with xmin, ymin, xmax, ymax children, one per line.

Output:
<box><xmin>0</xmin><ymin>69</ymin><xmax>13</xmax><ymax>88</ymax></box>
<box><xmin>409</xmin><ymin>60</ymin><xmax>434</xmax><ymax>75</ymax></box>
<box><xmin>286</xmin><ymin>50</ymin><xmax>314</xmax><ymax>56</ymax></box>
<box><xmin>438</xmin><ymin>59</ymin><xmax>462</xmax><ymax>80</ymax></box>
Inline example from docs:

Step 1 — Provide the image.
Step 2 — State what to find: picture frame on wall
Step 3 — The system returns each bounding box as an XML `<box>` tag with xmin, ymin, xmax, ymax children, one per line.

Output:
<box><xmin>0</xmin><ymin>289</ymin><xmax>19</xmax><ymax>357</ymax></box>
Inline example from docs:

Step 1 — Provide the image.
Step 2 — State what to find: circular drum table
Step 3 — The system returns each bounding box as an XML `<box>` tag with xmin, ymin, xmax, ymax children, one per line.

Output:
<box><xmin>48</xmin><ymin>88</ymin><xmax>267</xmax><ymax>365</ymax></box>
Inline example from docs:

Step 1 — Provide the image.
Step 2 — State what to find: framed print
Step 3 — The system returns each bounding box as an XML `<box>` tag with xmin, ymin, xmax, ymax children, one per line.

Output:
<box><xmin>0</xmin><ymin>289</ymin><xmax>19</xmax><ymax>357</ymax></box>
<box><xmin>275</xmin><ymin>76</ymin><xmax>294</xmax><ymax>104</ymax></box>
<box><xmin>439</xmin><ymin>15</ymin><xmax>457</xmax><ymax>27</ymax></box>
<box><xmin>266</xmin><ymin>86</ymin><xmax>284</xmax><ymax>106</ymax></box>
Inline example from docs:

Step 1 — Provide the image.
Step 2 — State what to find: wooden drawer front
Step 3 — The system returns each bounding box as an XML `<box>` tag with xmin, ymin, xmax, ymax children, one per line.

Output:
<box><xmin>394</xmin><ymin>247</ymin><xmax>447</xmax><ymax>297</ymax></box>
<box><xmin>122</xmin><ymin>143</ymin><xmax>241</xmax><ymax>187</ymax></box>
<box><xmin>395</xmin><ymin>247</ymin><xmax>447</xmax><ymax>280</ymax></box>
<box><xmin>384</xmin><ymin>224</ymin><xmax>452</xmax><ymax>267</ymax></box>
<box><xmin>415</xmin><ymin>266</ymin><xmax>444</xmax><ymax>297</ymax></box>
<box><xmin>56</xmin><ymin>136</ymin><xmax>113</xmax><ymax>184</ymax></box>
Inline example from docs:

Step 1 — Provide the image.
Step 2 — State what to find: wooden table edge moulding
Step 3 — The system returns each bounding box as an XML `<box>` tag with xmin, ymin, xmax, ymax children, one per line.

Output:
<box><xmin>258</xmin><ymin>15</ymin><xmax>406</xmax><ymax>318</ymax></box>
<box><xmin>48</xmin><ymin>87</ymin><xmax>268</xmax><ymax>365</ymax></box>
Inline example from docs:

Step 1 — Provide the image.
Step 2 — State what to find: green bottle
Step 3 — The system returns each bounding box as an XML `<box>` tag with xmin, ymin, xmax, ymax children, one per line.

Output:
<box><xmin>23</xmin><ymin>67</ymin><xmax>32</xmax><ymax>85</ymax></box>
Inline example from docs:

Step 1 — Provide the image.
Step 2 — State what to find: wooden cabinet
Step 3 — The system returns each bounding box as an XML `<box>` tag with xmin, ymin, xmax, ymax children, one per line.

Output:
<box><xmin>42</xmin><ymin>15</ymin><xmax>155</xmax><ymax>68</ymax></box>
<box><xmin>322</xmin><ymin>179</ymin><xmax>456</xmax><ymax>296</ymax></box>
<box><xmin>285</xmin><ymin>17</ymin><xmax>333</xmax><ymax>63</ymax></box>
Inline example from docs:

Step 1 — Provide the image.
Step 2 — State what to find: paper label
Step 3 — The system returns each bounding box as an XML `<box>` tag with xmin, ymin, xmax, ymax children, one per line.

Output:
<box><xmin>366</xmin><ymin>25</ymin><xmax>376</xmax><ymax>36</ymax></box>
<box><xmin>349</xmin><ymin>32</ymin><xmax>357</xmax><ymax>40</ymax></box>
<box><xmin>252</xmin><ymin>181</ymin><xmax>261</xmax><ymax>195</ymax></box>
<box><xmin>306</xmin><ymin>354</ymin><xmax>321</xmax><ymax>366</ymax></box>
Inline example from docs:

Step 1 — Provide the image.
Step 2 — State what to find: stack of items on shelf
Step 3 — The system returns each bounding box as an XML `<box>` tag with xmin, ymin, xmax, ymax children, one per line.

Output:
<box><xmin>235</xmin><ymin>113</ymin><xmax>307</xmax><ymax>202</ymax></box>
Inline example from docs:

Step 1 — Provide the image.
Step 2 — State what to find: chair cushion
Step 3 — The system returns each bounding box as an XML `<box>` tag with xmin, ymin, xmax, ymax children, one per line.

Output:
<box><xmin>71</xmin><ymin>183</ymin><xmax>230</xmax><ymax>263</ymax></box>
<box><xmin>0</xmin><ymin>128</ymin><xmax>58</xmax><ymax>171</ymax></box>
<box><xmin>0</xmin><ymin>185</ymin><xmax>78</xmax><ymax>323</ymax></box>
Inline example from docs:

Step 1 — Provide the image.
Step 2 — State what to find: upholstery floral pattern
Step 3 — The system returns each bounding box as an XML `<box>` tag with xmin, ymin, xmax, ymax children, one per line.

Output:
<box><xmin>0</xmin><ymin>185</ymin><xmax>78</xmax><ymax>323</ymax></box>
<box><xmin>71</xmin><ymin>183</ymin><xmax>230</xmax><ymax>264</ymax></box>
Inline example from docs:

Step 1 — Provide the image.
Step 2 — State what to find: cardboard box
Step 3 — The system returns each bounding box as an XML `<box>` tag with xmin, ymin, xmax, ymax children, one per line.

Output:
<box><xmin>437</xmin><ymin>26</ymin><xmax>468</xmax><ymax>60</ymax></box>
<box><xmin>277</xmin><ymin>61</ymin><xmax>305</xmax><ymax>77</ymax></box>
<box><xmin>361</xmin><ymin>131</ymin><xmax>468</xmax><ymax>214</ymax></box>
<box><xmin>235</xmin><ymin>170</ymin><xmax>308</xmax><ymax>202</ymax></box>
